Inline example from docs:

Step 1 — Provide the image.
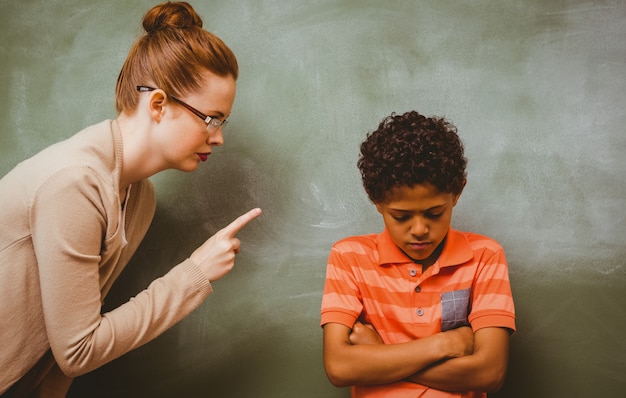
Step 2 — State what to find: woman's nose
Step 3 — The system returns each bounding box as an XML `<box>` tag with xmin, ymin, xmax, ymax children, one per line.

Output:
<box><xmin>207</xmin><ymin>128</ymin><xmax>224</xmax><ymax>146</ymax></box>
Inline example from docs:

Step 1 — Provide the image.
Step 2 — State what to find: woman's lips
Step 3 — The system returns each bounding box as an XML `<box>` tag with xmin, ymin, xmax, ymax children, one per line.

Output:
<box><xmin>197</xmin><ymin>153</ymin><xmax>210</xmax><ymax>161</ymax></box>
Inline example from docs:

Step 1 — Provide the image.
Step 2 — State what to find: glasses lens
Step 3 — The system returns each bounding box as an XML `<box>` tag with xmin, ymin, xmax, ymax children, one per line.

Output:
<box><xmin>206</xmin><ymin>118</ymin><xmax>226</xmax><ymax>132</ymax></box>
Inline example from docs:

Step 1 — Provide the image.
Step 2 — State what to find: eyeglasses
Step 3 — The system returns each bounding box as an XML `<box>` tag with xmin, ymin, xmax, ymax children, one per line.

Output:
<box><xmin>137</xmin><ymin>86</ymin><xmax>228</xmax><ymax>132</ymax></box>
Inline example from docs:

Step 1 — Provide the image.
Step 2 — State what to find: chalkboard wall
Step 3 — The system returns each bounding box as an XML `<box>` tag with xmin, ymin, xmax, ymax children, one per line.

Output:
<box><xmin>1</xmin><ymin>1</ymin><xmax>625</xmax><ymax>397</ymax></box>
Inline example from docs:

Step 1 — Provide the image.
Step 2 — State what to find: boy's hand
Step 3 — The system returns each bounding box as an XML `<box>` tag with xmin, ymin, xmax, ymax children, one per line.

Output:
<box><xmin>443</xmin><ymin>326</ymin><xmax>474</xmax><ymax>358</ymax></box>
<box><xmin>348</xmin><ymin>322</ymin><xmax>474</xmax><ymax>359</ymax></box>
<box><xmin>349</xmin><ymin>321</ymin><xmax>384</xmax><ymax>345</ymax></box>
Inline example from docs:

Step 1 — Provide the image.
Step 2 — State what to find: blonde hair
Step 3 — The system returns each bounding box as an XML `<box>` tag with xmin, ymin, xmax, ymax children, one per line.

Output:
<box><xmin>115</xmin><ymin>1</ymin><xmax>238</xmax><ymax>113</ymax></box>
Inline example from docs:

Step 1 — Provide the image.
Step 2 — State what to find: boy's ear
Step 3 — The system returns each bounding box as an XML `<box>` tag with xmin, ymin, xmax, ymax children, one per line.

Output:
<box><xmin>453</xmin><ymin>179</ymin><xmax>467</xmax><ymax>206</ymax></box>
<box><xmin>375</xmin><ymin>202</ymin><xmax>384</xmax><ymax>214</ymax></box>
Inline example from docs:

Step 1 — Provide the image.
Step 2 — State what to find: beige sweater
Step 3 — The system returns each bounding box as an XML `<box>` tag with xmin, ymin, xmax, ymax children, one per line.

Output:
<box><xmin>0</xmin><ymin>120</ymin><xmax>213</xmax><ymax>396</ymax></box>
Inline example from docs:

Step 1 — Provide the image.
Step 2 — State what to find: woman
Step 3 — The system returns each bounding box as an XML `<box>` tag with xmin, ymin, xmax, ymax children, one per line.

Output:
<box><xmin>0</xmin><ymin>2</ymin><xmax>261</xmax><ymax>396</ymax></box>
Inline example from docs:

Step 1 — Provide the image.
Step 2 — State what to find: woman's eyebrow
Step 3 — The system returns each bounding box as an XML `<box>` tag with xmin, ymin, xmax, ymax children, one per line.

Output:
<box><xmin>205</xmin><ymin>109</ymin><xmax>225</xmax><ymax>118</ymax></box>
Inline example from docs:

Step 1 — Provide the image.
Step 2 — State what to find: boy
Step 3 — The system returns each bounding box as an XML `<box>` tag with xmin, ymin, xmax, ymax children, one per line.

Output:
<box><xmin>320</xmin><ymin>111</ymin><xmax>516</xmax><ymax>397</ymax></box>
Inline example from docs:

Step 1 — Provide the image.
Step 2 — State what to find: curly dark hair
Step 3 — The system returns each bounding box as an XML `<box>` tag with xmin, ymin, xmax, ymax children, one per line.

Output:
<box><xmin>357</xmin><ymin>110</ymin><xmax>467</xmax><ymax>203</ymax></box>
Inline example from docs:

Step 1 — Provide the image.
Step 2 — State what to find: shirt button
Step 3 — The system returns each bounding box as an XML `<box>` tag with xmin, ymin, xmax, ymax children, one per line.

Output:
<box><xmin>409</xmin><ymin>269</ymin><xmax>417</xmax><ymax>277</ymax></box>
<box><xmin>416</xmin><ymin>308</ymin><xmax>424</xmax><ymax>316</ymax></box>
<box><xmin>414</xmin><ymin>286</ymin><xmax>421</xmax><ymax>293</ymax></box>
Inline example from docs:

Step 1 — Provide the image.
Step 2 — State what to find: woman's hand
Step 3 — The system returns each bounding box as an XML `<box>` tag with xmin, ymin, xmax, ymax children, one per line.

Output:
<box><xmin>189</xmin><ymin>208</ymin><xmax>262</xmax><ymax>282</ymax></box>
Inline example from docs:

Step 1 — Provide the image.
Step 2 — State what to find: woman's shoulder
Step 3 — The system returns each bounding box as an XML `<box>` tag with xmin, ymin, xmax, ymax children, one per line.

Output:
<box><xmin>1</xmin><ymin>120</ymin><xmax>119</xmax><ymax>203</ymax></box>
<box><xmin>13</xmin><ymin>120</ymin><xmax>113</xmax><ymax>167</ymax></box>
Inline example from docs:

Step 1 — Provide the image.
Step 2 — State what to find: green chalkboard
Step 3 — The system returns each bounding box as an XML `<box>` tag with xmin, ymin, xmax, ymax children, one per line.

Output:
<box><xmin>1</xmin><ymin>1</ymin><xmax>625</xmax><ymax>397</ymax></box>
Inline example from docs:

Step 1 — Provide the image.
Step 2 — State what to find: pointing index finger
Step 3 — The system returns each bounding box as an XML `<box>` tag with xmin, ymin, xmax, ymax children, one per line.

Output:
<box><xmin>221</xmin><ymin>208</ymin><xmax>262</xmax><ymax>238</ymax></box>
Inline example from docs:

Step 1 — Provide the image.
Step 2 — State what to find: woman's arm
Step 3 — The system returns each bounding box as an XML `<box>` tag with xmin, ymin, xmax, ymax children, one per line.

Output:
<box><xmin>32</xmin><ymin>171</ymin><xmax>254</xmax><ymax>377</ymax></box>
<box><xmin>32</xmin><ymin>172</ymin><xmax>208</xmax><ymax>376</ymax></box>
<box><xmin>322</xmin><ymin>322</ymin><xmax>473</xmax><ymax>387</ymax></box>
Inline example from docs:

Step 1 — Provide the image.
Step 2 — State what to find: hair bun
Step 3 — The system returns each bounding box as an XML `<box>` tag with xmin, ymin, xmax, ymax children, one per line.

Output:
<box><xmin>143</xmin><ymin>1</ymin><xmax>203</xmax><ymax>34</ymax></box>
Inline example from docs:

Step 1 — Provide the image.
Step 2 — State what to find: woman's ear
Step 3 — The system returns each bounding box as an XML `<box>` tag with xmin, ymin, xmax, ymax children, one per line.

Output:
<box><xmin>148</xmin><ymin>89</ymin><xmax>167</xmax><ymax>122</ymax></box>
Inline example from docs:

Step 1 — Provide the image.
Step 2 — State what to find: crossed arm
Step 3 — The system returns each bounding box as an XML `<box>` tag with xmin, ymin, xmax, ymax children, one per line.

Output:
<box><xmin>322</xmin><ymin>321</ymin><xmax>510</xmax><ymax>393</ymax></box>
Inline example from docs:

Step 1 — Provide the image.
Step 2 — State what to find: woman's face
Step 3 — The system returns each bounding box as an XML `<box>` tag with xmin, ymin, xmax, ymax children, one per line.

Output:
<box><xmin>157</xmin><ymin>72</ymin><xmax>236</xmax><ymax>172</ymax></box>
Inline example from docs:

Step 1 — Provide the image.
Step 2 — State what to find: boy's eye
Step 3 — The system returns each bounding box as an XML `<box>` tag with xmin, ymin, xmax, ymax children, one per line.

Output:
<box><xmin>392</xmin><ymin>215</ymin><xmax>410</xmax><ymax>222</ymax></box>
<box><xmin>425</xmin><ymin>212</ymin><xmax>443</xmax><ymax>220</ymax></box>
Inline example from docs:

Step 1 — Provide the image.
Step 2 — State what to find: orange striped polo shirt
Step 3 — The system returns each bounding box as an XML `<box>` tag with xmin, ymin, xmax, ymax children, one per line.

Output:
<box><xmin>320</xmin><ymin>228</ymin><xmax>516</xmax><ymax>397</ymax></box>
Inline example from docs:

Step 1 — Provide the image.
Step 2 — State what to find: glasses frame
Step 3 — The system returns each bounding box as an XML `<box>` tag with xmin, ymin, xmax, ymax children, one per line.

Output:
<box><xmin>136</xmin><ymin>86</ymin><xmax>227</xmax><ymax>131</ymax></box>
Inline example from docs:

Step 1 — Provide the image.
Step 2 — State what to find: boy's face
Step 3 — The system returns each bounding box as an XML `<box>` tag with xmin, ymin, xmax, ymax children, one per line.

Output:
<box><xmin>376</xmin><ymin>183</ymin><xmax>461</xmax><ymax>265</ymax></box>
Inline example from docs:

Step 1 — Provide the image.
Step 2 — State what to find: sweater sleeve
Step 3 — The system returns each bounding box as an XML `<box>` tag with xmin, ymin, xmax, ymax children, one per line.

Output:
<box><xmin>30</xmin><ymin>167</ymin><xmax>212</xmax><ymax>377</ymax></box>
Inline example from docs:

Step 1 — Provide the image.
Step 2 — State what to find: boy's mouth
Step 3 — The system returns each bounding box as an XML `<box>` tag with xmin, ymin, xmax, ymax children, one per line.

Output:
<box><xmin>408</xmin><ymin>241</ymin><xmax>431</xmax><ymax>251</ymax></box>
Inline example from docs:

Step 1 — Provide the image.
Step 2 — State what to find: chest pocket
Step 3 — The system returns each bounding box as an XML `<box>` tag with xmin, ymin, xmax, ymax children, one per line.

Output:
<box><xmin>441</xmin><ymin>288</ymin><xmax>471</xmax><ymax>331</ymax></box>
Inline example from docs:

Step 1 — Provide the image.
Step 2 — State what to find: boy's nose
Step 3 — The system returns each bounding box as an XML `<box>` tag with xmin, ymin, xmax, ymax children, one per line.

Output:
<box><xmin>410</xmin><ymin>218</ymin><xmax>429</xmax><ymax>237</ymax></box>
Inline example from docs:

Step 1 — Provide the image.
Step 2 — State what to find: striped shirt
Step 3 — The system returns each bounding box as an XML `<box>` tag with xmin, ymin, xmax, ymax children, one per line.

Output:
<box><xmin>320</xmin><ymin>228</ymin><xmax>516</xmax><ymax>397</ymax></box>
